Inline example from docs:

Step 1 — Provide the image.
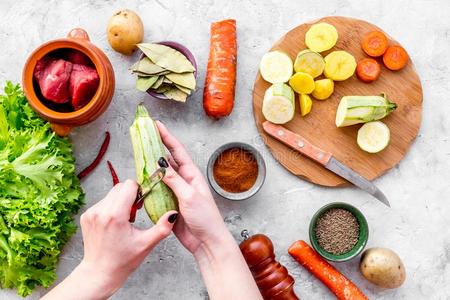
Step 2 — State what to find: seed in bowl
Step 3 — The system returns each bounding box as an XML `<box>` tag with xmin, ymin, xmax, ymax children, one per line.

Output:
<box><xmin>315</xmin><ymin>208</ymin><xmax>359</xmax><ymax>255</ymax></box>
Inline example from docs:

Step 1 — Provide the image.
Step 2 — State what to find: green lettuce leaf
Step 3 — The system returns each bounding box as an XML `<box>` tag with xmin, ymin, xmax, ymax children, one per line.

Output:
<box><xmin>0</xmin><ymin>82</ymin><xmax>84</xmax><ymax>296</ymax></box>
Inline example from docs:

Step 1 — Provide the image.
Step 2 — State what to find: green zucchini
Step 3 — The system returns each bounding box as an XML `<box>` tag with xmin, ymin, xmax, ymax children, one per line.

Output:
<box><xmin>335</xmin><ymin>93</ymin><xmax>397</xmax><ymax>127</ymax></box>
<box><xmin>130</xmin><ymin>104</ymin><xmax>178</xmax><ymax>223</ymax></box>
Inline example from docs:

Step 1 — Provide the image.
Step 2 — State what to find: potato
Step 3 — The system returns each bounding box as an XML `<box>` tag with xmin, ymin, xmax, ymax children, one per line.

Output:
<box><xmin>360</xmin><ymin>247</ymin><xmax>406</xmax><ymax>288</ymax></box>
<box><xmin>312</xmin><ymin>78</ymin><xmax>334</xmax><ymax>100</ymax></box>
<box><xmin>107</xmin><ymin>9</ymin><xmax>144</xmax><ymax>55</ymax></box>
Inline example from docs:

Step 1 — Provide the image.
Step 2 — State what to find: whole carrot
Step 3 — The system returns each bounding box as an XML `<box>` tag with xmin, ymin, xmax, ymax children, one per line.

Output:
<box><xmin>203</xmin><ymin>19</ymin><xmax>237</xmax><ymax>118</ymax></box>
<box><xmin>288</xmin><ymin>240</ymin><xmax>368</xmax><ymax>300</ymax></box>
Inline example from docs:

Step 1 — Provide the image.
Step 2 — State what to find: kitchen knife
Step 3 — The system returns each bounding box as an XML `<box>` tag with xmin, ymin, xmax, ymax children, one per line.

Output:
<box><xmin>262</xmin><ymin>121</ymin><xmax>390</xmax><ymax>207</ymax></box>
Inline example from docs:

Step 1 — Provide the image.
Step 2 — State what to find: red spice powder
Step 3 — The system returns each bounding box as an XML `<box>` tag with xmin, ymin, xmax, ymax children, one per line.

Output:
<box><xmin>213</xmin><ymin>147</ymin><xmax>258</xmax><ymax>193</ymax></box>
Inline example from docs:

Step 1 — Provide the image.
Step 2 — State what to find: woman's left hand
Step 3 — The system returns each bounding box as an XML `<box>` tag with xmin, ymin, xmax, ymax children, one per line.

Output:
<box><xmin>42</xmin><ymin>179</ymin><xmax>178</xmax><ymax>300</ymax></box>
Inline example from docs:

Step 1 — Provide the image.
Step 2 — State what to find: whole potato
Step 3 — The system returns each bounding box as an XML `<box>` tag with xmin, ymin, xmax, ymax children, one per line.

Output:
<box><xmin>360</xmin><ymin>247</ymin><xmax>405</xmax><ymax>288</ymax></box>
<box><xmin>107</xmin><ymin>9</ymin><xmax>144</xmax><ymax>55</ymax></box>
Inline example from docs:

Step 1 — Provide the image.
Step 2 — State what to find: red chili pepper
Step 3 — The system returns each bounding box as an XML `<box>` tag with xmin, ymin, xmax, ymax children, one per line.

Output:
<box><xmin>129</xmin><ymin>204</ymin><xmax>138</xmax><ymax>223</ymax></box>
<box><xmin>106</xmin><ymin>160</ymin><xmax>119</xmax><ymax>185</ymax></box>
<box><xmin>78</xmin><ymin>131</ymin><xmax>110</xmax><ymax>180</ymax></box>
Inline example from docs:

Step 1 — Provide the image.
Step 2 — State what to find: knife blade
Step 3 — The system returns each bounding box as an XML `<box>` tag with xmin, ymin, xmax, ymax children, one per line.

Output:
<box><xmin>262</xmin><ymin>121</ymin><xmax>390</xmax><ymax>207</ymax></box>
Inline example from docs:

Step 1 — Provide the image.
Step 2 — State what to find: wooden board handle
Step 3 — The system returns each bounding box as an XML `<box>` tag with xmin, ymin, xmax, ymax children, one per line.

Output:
<box><xmin>262</xmin><ymin>121</ymin><xmax>332</xmax><ymax>166</ymax></box>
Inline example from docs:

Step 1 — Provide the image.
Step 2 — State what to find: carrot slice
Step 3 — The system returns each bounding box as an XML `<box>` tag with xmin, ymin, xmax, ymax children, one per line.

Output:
<box><xmin>383</xmin><ymin>45</ymin><xmax>409</xmax><ymax>71</ymax></box>
<box><xmin>361</xmin><ymin>31</ymin><xmax>388</xmax><ymax>57</ymax></box>
<box><xmin>203</xmin><ymin>19</ymin><xmax>237</xmax><ymax>118</ymax></box>
<box><xmin>356</xmin><ymin>58</ymin><xmax>381</xmax><ymax>83</ymax></box>
<box><xmin>288</xmin><ymin>240</ymin><xmax>368</xmax><ymax>300</ymax></box>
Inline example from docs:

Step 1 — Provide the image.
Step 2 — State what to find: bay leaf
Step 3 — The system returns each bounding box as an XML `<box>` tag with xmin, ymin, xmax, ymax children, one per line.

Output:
<box><xmin>154</xmin><ymin>84</ymin><xmax>171</xmax><ymax>93</ymax></box>
<box><xmin>132</xmin><ymin>57</ymin><xmax>166</xmax><ymax>74</ymax></box>
<box><xmin>174</xmin><ymin>84</ymin><xmax>192</xmax><ymax>95</ymax></box>
<box><xmin>164</xmin><ymin>88</ymin><xmax>188</xmax><ymax>102</ymax></box>
<box><xmin>136</xmin><ymin>76</ymin><xmax>158</xmax><ymax>92</ymax></box>
<box><xmin>165</xmin><ymin>72</ymin><xmax>196</xmax><ymax>90</ymax></box>
<box><xmin>151</xmin><ymin>76</ymin><xmax>165</xmax><ymax>89</ymax></box>
<box><xmin>138</xmin><ymin>43</ymin><xmax>196</xmax><ymax>73</ymax></box>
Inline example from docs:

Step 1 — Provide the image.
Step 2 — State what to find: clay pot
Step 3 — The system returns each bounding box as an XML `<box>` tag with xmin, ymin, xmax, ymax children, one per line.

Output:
<box><xmin>22</xmin><ymin>28</ymin><xmax>115</xmax><ymax>136</ymax></box>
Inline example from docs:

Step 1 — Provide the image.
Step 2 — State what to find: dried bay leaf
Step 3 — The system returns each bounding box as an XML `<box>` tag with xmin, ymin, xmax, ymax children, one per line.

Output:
<box><xmin>151</xmin><ymin>76</ymin><xmax>165</xmax><ymax>89</ymax></box>
<box><xmin>165</xmin><ymin>72</ymin><xmax>196</xmax><ymax>90</ymax></box>
<box><xmin>131</xmin><ymin>57</ymin><xmax>166</xmax><ymax>74</ymax></box>
<box><xmin>174</xmin><ymin>84</ymin><xmax>191</xmax><ymax>95</ymax></box>
<box><xmin>136</xmin><ymin>76</ymin><xmax>158</xmax><ymax>92</ymax></box>
<box><xmin>138</xmin><ymin>43</ymin><xmax>196</xmax><ymax>73</ymax></box>
<box><xmin>164</xmin><ymin>88</ymin><xmax>188</xmax><ymax>102</ymax></box>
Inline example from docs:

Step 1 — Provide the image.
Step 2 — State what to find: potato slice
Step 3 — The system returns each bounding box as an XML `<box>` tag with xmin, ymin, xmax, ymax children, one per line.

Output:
<box><xmin>305</xmin><ymin>23</ymin><xmax>338</xmax><ymax>53</ymax></box>
<box><xmin>312</xmin><ymin>79</ymin><xmax>334</xmax><ymax>100</ymax></box>
<box><xmin>324</xmin><ymin>51</ymin><xmax>356</xmax><ymax>81</ymax></box>
<box><xmin>299</xmin><ymin>94</ymin><xmax>312</xmax><ymax>116</ymax></box>
<box><xmin>289</xmin><ymin>72</ymin><xmax>315</xmax><ymax>94</ymax></box>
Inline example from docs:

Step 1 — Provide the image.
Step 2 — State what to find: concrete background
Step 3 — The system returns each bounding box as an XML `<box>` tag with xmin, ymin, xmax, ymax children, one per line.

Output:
<box><xmin>1</xmin><ymin>0</ymin><xmax>449</xmax><ymax>299</ymax></box>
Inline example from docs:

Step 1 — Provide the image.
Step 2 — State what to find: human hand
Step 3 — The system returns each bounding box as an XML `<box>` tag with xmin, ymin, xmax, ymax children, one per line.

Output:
<box><xmin>156</xmin><ymin>122</ymin><xmax>263</xmax><ymax>300</ymax></box>
<box><xmin>78</xmin><ymin>180</ymin><xmax>178</xmax><ymax>298</ymax></box>
<box><xmin>156</xmin><ymin>121</ymin><xmax>231</xmax><ymax>256</ymax></box>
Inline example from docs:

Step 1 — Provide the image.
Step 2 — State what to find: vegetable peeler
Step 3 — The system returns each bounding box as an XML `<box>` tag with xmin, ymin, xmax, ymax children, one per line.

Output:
<box><xmin>129</xmin><ymin>165</ymin><xmax>166</xmax><ymax>222</ymax></box>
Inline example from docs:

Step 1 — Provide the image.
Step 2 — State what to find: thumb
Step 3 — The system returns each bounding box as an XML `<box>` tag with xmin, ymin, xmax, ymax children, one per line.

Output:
<box><xmin>139</xmin><ymin>210</ymin><xmax>178</xmax><ymax>250</ymax></box>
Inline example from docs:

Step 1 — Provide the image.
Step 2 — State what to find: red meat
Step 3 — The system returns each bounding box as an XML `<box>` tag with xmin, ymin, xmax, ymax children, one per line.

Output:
<box><xmin>34</xmin><ymin>58</ymin><xmax>73</xmax><ymax>103</ymax></box>
<box><xmin>65</xmin><ymin>49</ymin><xmax>92</xmax><ymax>65</ymax></box>
<box><xmin>70</xmin><ymin>64</ymin><xmax>99</xmax><ymax>110</ymax></box>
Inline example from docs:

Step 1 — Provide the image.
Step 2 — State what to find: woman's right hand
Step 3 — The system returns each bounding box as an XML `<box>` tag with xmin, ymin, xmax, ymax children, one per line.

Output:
<box><xmin>156</xmin><ymin>121</ymin><xmax>230</xmax><ymax>255</ymax></box>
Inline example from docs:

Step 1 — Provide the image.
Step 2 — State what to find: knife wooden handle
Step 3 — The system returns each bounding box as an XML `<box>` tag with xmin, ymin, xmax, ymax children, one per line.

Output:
<box><xmin>262</xmin><ymin>121</ymin><xmax>332</xmax><ymax>166</ymax></box>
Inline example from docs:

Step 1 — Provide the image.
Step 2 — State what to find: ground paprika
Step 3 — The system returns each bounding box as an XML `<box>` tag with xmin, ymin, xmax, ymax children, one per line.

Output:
<box><xmin>213</xmin><ymin>147</ymin><xmax>258</xmax><ymax>193</ymax></box>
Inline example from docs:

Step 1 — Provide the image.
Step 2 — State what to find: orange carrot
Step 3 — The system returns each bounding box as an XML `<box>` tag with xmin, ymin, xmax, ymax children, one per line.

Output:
<box><xmin>356</xmin><ymin>58</ymin><xmax>381</xmax><ymax>83</ymax></box>
<box><xmin>288</xmin><ymin>240</ymin><xmax>368</xmax><ymax>300</ymax></box>
<box><xmin>383</xmin><ymin>45</ymin><xmax>409</xmax><ymax>71</ymax></box>
<box><xmin>361</xmin><ymin>31</ymin><xmax>388</xmax><ymax>57</ymax></box>
<box><xmin>203</xmin><ymin>19</ymin><xmax>237</xmax><ymax>118</ymax></box>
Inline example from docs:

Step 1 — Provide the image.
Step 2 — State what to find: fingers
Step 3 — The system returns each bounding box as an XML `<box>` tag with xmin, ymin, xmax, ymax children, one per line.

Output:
<box><xmin>104</xmin><ymin>179</ymin><xmax>139</xmax><ymax>217</ymax></box>
<box><xmin>162</xmin><ymin>163</ymin><xmax>192</xmax><ymax>197</ymax></box>
<box><xmin>167</xmin><ymin>154</ymin><xmax>179</xmax><ymax>171</ymax></box>
<box><xmin>156</xmin><ymin>121</ymin><xmax>193</xmax><ymax>167</ymax></box>
<box><xmin>139</xmin><ymin>210</ymin><xmax>178</xmax><ymax>250</ymax></box>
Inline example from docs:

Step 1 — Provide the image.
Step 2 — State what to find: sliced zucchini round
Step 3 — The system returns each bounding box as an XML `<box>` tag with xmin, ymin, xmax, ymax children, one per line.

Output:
<box><xmin>262</xmin><ymin>83</ymin><xmax>295</xmax><ymax>124</ymax></box>
<box><xmin>259</xmin><ymin>51</ymin><xmax>293</xmax><ymax>83</ymax></box>
<box><xmin>294</xmin><ymin>50</ymin><xmax>325</xmax><ymax>78</ymax></box>
<box><xmin>357</xmin><ymin>121</ymin><xmax>390</xmax><ymax>153</ymax></box>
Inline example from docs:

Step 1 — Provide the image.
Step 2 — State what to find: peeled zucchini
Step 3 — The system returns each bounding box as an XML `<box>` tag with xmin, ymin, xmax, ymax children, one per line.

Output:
<box><xmin>130</xmin><ymin>104</ymin><xmax>178</xmax><ymax>223</ymax></box>
<box><xmin>357</xmin><ymin>121</ymin><xmax>390</xmax><ymax>153</ymax></box>
<box><xmin>262</xmin><ymin>83</ymin><xmax>295</xmax><ymax>124</ymax></box>
<box><xmin>294</xmin><ymin>50</ymin><xmax>325</xmax><ymax>78</ymax></box>
<box><xmin>260</xmin><ymin>51</ymin><xmax>293</xmax><ymax>83</ymax></box>
<box><xmin>335</xmin><ymin>94</ymin><xmax>397</xmax><ymax>127</ymax></box>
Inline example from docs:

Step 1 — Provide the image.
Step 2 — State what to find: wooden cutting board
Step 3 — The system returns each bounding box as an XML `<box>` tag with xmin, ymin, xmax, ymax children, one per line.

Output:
<box><xmin>252</xmin><ymin>16</ymin><xmax>422</xmax><ymax>187</ymax></box>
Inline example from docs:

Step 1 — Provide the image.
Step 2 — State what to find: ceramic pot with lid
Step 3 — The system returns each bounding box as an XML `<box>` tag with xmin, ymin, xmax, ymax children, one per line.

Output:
<box><xmin>22</xmin><ymin>28</ymin><xmax>115</xmax><ymax>136</ymax></box>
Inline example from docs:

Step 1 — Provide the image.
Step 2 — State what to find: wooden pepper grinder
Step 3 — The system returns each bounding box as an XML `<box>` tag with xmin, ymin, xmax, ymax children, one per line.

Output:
<box><xmin>239</xmin><ymin>230</ymin><xmax>299</xmax><ymax>300</ymax></box>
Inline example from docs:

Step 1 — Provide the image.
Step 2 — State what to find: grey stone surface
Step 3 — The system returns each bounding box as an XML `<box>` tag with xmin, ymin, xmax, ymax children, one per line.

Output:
<box><xmin>1</xmin><ymin>0</ymin><xmax>450</xmax><ymax>299</ymax></box>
